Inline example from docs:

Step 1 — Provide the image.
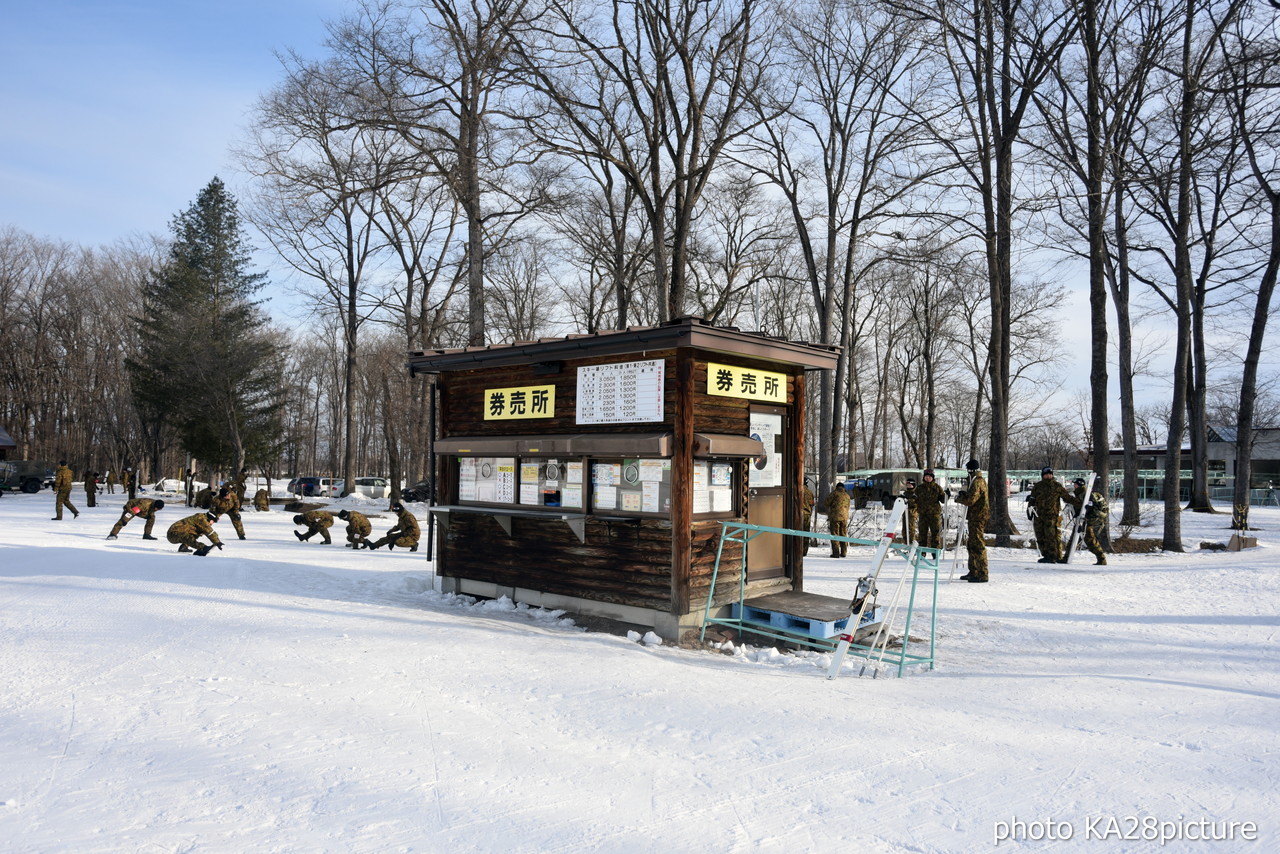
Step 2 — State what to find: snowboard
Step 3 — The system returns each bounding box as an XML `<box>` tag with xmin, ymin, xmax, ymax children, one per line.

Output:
<box><xmin>1061</xmin><ymin>472</ymin><xmax>1097</xmax><ymax>564</ymax></box>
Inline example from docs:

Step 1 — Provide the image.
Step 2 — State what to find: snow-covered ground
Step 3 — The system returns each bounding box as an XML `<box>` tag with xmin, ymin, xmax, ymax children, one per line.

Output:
<box><xmin>1</xmin><ymin>487</ymin><xmax>1276</xmax><ymax>852</ymax></box>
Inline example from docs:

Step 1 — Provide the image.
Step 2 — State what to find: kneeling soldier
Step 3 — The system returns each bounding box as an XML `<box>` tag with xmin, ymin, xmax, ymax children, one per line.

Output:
<box><xmin>367</xmin><ymin>502</ymin><xmax>420</xmax><ymax>551</ymax></box>
<box><xmin>210</xmin><ymin>486</ymin><xmax>246</xmax><ymax>540</ymax></box>
<box><xmin>252</xmin><ymin>488</ymin><xmax>270</xmax><ymax>512</ymax></box>
<box><xmin>107</xmin><ymin>497</ymin><xmax>166</xmax><ymax>540</ymax></box>
<box><xmin>167</xmin><ymin>510</ymin><xmax>223</xmax><ymax>555</ymax></box>
<box><xmin>338</xmin><ymin>509</ymin><xmax>372</xmax><ymax>548</ymax></box>
<box><xmin>294</xmin><ymin>510</ymin><xmax>335</xmax><ymax>544</ymax></box>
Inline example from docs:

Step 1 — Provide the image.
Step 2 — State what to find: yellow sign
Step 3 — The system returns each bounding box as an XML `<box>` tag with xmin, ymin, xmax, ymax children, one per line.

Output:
<box><xmin>484</xmin><ymin>385</ymin><xmax>555</xmax><ymax>420</ymax></box>
<box><xmin>707</xmin><ymin>363</ymin><xmax>786</xmax><ymax>403</ymax></box>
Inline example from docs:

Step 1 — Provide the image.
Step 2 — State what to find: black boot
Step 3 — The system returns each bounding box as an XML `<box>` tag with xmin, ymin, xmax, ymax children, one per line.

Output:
<box><xmin>295</xmin><ymin>531</ymin><xmax>305</xmax><ymax>541</ymax></box>
<box><xmin>143</xmin><ymin>534</ymin><xmax>157</xmax><ymax>540</ymax></box>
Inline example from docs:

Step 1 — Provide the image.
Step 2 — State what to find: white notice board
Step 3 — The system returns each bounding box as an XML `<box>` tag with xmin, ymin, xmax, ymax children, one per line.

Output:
<box><xmin>576</xmin><ymin>359</ymin><xmax>665</xmax><ymax>424</ymax></box>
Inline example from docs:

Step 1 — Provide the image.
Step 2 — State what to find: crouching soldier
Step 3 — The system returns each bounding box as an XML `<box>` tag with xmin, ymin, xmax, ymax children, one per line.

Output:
<box><xmin>294</xmin><ymin>510</ymin><xmax>335</xmax><ymax>544</ymax></box>
<box><xmin>338</xmin><ymin>509</ymin><xmax>372</xmax><ymax>548</ymax></box>
<box><xmin>252</xmin><ymin>488</ymin><xmax>270</xmax><ymax>512</ymax></box>
<box><xmin>367</xmin><ymin>501</ymin><xmax>419</xmax><ymax>551</ymax></box>
<box><xmin>210</xmin><ymin>486</ymin><xmax>246</xmax><ymax>540</ymax></box>
<box><xmin>167</xmin><ymin>510</ymin><xmax>223</xmax><ymax>555</ymax></box>
<box><xmin>193</xmin><ymin>484</ymin><xmax>214</xmax><ymax>509</ymax></box>
<box><xmin>107</xmin><ymin>497</ymin><xmax>166</xmax><ymax>540</ymax></box>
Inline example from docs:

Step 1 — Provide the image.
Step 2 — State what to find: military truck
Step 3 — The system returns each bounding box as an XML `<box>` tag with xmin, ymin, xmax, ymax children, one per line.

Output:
<box><xmin>0</xmin><ymin>460</ymin><xmax>53</xmax><ymax>493</ymax></box>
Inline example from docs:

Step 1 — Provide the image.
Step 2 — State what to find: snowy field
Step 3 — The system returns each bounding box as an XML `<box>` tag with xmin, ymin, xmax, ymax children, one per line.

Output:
<box><xmin>1</xmin><ymin>487</ymin><xmax>1276</xmax><ymax>853</ymax></box>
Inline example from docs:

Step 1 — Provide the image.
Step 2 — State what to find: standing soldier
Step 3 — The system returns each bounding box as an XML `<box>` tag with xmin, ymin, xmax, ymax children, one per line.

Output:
<box><xmin>956</xmin><ymin>459</ymin><xmax>989</xmax><ymax>582</ymax></box>
<box><xmin>900</xmin><ymin>478</ymin><xmax>918</xmax><ymax>544</ymax></box>
<box><xmin>210</xmin><ymin>485</ymin><xmax>246</xmax><ymax>540</ymax></box>
<box><xmin>338</xmin><ymin>509</ymin><xmax>373</xmax><ymax>548</ymax></box>
<box><xmin>824</xmin><ymin>482</ymin><xmax>850</xmax><ymax>558</ymax></box>
<box><xmin>84</xmin><ymin>470</ymin><xmax>98</xmax><ymax>508</ymax></box>
<box><xmin>1079</xmin><ymin>476</ymin><xmax>1109</xmax><ymax>566</ymax></box>
<box><xmin>52</xmin><ymin>460</ymin><xmax>79</xmax><ymax>520</ymax></box>
<box><xmin>231</xmin><ymin>468</ymin><xmax>250</xmax><ymax>503</ymax></box>
<box><xmin>107</xmin><ymin>497</ymin><xmax>166</xmax><ymax>540</ymax></box>
<box><xmin>166</xmin><ymin>510</ymin><xmax>223</xmax><ymax>555</ymax></box>
<box><xmin>123</xmin><ymin>466</ymin><xmax>136</xmax><ymax>500</ymax></box>
<box><xmin>800</xmin><ymin>480</ymin><xmax>815</xmax><ymax>548</ymax></box>
<box><xmin>252</xmin><ymin>488</ymin><xmax>270</xmax><ymax>512</ymax></box>
<box><xmin>105</xmin><ymin>469</ymin><xmax>117</xmax><ymax>494</ymax></box>
<box><xmin>293</xmin><ymin>510</ymin><xmax>335</xmax><ymax>544</ymax></box>
<box><xmin>914</xmin><ymin>469</ymin><xmax>946</xmax><ymax>550</ymax></box>
<box><xmin>1028</xmin><ymin>466</ymin><xmax>1075</xmax><ymax>563</ymax></box>
<box><xmin>367</xmin><ymin>501</ymin><xmax>420</xmax><ymax>551</ymax></box>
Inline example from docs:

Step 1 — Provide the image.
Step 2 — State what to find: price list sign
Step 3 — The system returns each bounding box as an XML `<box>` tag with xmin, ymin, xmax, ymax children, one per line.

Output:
<box><xmin>576</xmin><ymin>359</ymin><xmax>665</xmax><ymax>424</ymax></box>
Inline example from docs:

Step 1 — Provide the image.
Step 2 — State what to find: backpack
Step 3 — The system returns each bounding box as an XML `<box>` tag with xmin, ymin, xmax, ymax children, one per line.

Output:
<box><xmin>1085</xmin><ymin>491</ymin><xmax>1108</xmax><ymax>523</ymax></box>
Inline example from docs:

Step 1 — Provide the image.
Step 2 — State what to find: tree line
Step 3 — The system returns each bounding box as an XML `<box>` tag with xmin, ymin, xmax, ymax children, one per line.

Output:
<box><xmin>3</xmin><ymin>0</ymin><xmax>1279</xmax><ymax>547</ymax></box>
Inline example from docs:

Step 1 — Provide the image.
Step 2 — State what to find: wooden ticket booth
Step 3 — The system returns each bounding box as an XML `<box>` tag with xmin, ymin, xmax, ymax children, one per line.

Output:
<box><xmin>408</xmin><ymin>316</ymin><xmax>839</xmax><ymax>640</ymax></box>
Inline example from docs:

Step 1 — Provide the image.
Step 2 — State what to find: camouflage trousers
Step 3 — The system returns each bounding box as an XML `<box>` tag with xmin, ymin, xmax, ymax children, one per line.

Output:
<box><xmin>1083</xmin><ymin>522</ymin><xmax>1106</xmax><ymax>563</ymax></box>
<box><xmin>966</xmin><ymin>513</ymin><xmax>989</xmax><ymax>579</ymax></box>
<box><xmin>1033</xmin><ymin>515</ymin><xmax>1063</xmax><ymax>561</ymax></box>
<box><xmin>828</xmin><ymin>519</ymin><xmax>848</xmax><ymax>557</ymax></box>
<box><xmin>109</xmin><ymin>509</ymin><xmax>157</xmax><ymax>538</ymax></box>
<box><xmin>371</xmin><ymin>533</ymin><xmax>418</xmax><ymax>551</ymax></box>
<box><xmin>301</xmin><ymin>523</ymin><xmax>332</xmax><ymax>544</ymax></box>
<box><xmin>918</xmin><ymin>513</ymin><xmax>942</xmax><ymax>550</ymax></box>
<box><xmin>54</xmin><ymin>489</ymin><xmax>79</xmax><ymax>520</ymax></box>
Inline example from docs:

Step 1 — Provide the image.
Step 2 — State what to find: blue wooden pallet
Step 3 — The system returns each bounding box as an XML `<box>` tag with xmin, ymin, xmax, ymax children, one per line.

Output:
<box><xmin>730</xmin><ymin>602</ymin><xmax>883</xmax><ymax>640</ymax></box>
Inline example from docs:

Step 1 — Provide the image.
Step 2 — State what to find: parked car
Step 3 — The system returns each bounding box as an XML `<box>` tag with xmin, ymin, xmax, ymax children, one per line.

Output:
<box><xmin>291</xmin><ymin>476</ymin><xmax>322</xmax><ymax>497</ymax></box>
<box><xmin>353</xmin><ymin>477</ymin><xmax>390</xmax><ymax>499</ymax></box>
<box><xmin>320</xmin><ymin>477</ymin><xmax>343</xmax><ymax>497</ymax></box>
<box><xmin>400</xmin><ymin>479</ymin><xmax>434</xmax><ymax>503</ymax></box>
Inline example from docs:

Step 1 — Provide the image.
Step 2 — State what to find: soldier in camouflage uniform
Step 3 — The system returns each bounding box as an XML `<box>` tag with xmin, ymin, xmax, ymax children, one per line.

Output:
<box><xmin>231</xmin><ymin>468</ymin><xmax>250</xmax><ymax>503</ymax></box>
<box><xmin>123</xmin><ymin>467</ymin><xmax>136</xmax><ymax>500</ymax></box>
<box><xmin>368</xmin><ymin>502</ymin><xmax>421</xmax><ymax>551</ymax></box>
<box><xmin>824</xmin><ymin>482</ymin><xmax>851</xmax><ymax>557</ymax></box>
<box><xmin>1078</xmin><ymin>476</ymin><xmax>1108</xmax><ymax>565</ymax></box>
<box><xmin>1028</xmin><ymin>466</ymin><xmax>1074</xmax><ymax>563</ymax></box>
<box><xmin>801</xmin><ymin>481</ymin><xmax>815</xmax><ymax>548</ymax></box>
<box><xmin>252</xmin><ymin>488</ymin><xmax>270</xmax><ymax>512</ymax></box>
<box><xmin>956</xmin><ymin>459</ymin><xmax>989</xmax><ymax>582</ymax></box>
<box><xmin>914</xmin><ymin>469</ymin><xmax>946</xmax><ymax>550</ymax></box>
<box><xmin>52</xmin><ymin>460</ymin><xmax>80</xmax><ymax>520</ymax></box>
<box><xmin>900</xmin><ymin>478</ymin><xmax>918</xmax><ymax>544</ymax></box>
<box><xmin>338</xmin><ymin>509</ymin><xmax>373</xmax><ymax>548</ymax></box>
<box><xmin>210</xmin><ymin>486</ymin><xmax>246</xmax><ymax>540</ymax></box>
<box><xmin>294</xmin><ymin>510</ymin><xmax>335</xmax><ymax>544</ymax></box>
<box><xmin>107</xmin><ymin>497</ymin><xmax>166</xmax><ymax>540</ymax></box>
<box><xmin>166</xmin><ymin>510</ymin><xmax>223</xmax><ymax>554</ymax></box>
<box><xmin>105</xmin><ymin>469</ymin><xmax>117</xmax><ymax>494</ymax></box>
<box><xmin>84</xmin><ymin>470</ymin><xmax>98</xmax><ymax>507</ymax></box>
<box><xmin>193</xmin><ymin>484</ymin><xmax>214</xmax><ymax>509</ymax></box>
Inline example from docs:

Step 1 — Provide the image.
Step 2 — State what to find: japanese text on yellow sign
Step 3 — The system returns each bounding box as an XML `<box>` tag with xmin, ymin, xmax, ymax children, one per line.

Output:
<box><xmin>484</xmin><ymin>385</ymin><xmax>556</xmax><ymax>420</ymax></box>
<box><xmin>707</xmin><ymin>363</ymin><xmax>786</xmax><ymax>402</ymax></box>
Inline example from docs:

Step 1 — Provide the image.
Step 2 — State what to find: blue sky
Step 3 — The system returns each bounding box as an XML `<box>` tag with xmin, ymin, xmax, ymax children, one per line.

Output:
<box><xmin>0</xmin><ymin>1</ymin><xmax>349</xmax><ymax>248</ymax></box>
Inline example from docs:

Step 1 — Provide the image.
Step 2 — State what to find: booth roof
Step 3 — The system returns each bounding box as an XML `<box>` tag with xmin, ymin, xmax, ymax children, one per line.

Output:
<box><xmin>408</xmin><ymin>316</ymin><xmax>840</xmax><ymax>374</ymax></box>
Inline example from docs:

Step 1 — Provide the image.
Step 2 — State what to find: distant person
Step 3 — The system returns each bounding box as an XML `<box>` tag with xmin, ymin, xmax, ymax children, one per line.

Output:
<box><xmin>252</xmin><ymin>488</ymin><xmax>270</xmax><ymax>512</ymax></box>
<box><xmin>231</xmin><ymin>468</ymin><xmax>250</xmax><ymax>503</ymax></box>
<box><xmin>1028</xmin><ymin>466</ymin><xmax>1074</xmax><ymax>563</ymax></box>
<box><xmin>294</xmin><ymin>510</ymin><xmax>335</xmax><ymax>544</ymax></box>
<box><xmin>800</xmin><ymin>481</ymin><xmax>815</xmax><ymax>548</ymax></box>
<box><xmin>956</xmin><ymin>459</ymin><xmax>989</xmax><ymax>582</ymax></box>
<box><xmin>368</xmin><ymin>502</ymin><xmax>420</xmax><ymax>552</ymax></box>
<box><xmin>900</xmin><ymin>478</ymin><xmax>918</xmax><ymax>544</ymax></box>
<box><xmin>193</xmin><ymin>484</ymin><xmax>214</xmax><ymax>509</ymax></box>
<box><xmin>123</xmin><ymin>466</ymin><xmax>136</xmax><ymax>500</ymax></box>
<box><xmin>52</xmin><ymin>460</ymin><xmax>79</xmax><ymax>521</ymax></box>
<box><xmin>107</xmin><ymin>497</ymin><xmax>165</xmax><ymax>540</ymax></box>
<box><xmin>824</xmin><ymin>482</ymin><xmax>850</xmax><ymax>558</ymax></box>
<box><xmin>105</xmin><ymin>469</ymin><xmax>117</xmax><ymax>494</ymax></box>
<box><xmin>1079</xmin><ymin>476</ymin><xmax>1109</xmax><ymax>566</ymax></box>
<box><xmin>84</xmin><ymin>470</ymin><xmax>98</xmax><ymax>508</ymax></box>
<box><xmin>338</xmin><ymin>509</ymin><xmax>372</xmax><ymax>549</ymax></box>
<box><xmin>914</xmin><ymin>469</ymin><xmax>946</xmax><ymax>549</ymax></box>
<box><xmin>166</xmin><ymin>510</ymin><xmax>223</xmax><ymax>555</ymax></box>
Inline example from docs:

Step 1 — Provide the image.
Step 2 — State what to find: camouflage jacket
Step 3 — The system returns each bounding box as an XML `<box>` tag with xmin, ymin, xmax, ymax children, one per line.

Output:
<box><xmin>344</xmin><ymin>510</ymin><xmax>372</xmax><ymax>536</ymax></box>
<box><xmin>170</xmin><ymin>513</ymin><xmax>222</xmax><ymax>545</ymax></box>
<box><xmin>302</xmin><ymin>510</ymin><xmax>334</xmax><ymax>527</ymax></box>
<box><xmin>125</xmin><ymin>498</ymin><xmax>161</xmax><ymax>518</ymax></box>
<box><xmin>957</xmin><ymin>473</ymin><xmax>988</xmax><ymax>516</ymax></box>
<box><xmin>824</xmin><ymin>487</ymin><xmax>850</xmax><ymax>522</ymax></box>
<box><xmin>1029</xmin><ymin>478</ymin><xmax>1074</xmax><ymax>517</ymax></box>
<box><xmin>55</xmin><ymin>465</ymin><xmax>73</xmax><ymax>491</ymax></box>
<box><xmin>390</xmin><ymin>509</ymin><xmax>420</xmax><ymax>540</ymax></box>
<box><xmin>914</xmin><ymin>480</ymin><xmax>946</xmax><ymax>517</ymax></box>
<box><xmin>211</xmin><ymin>491</ymin><xmax>241</xmax><ymax>517</ymax></box>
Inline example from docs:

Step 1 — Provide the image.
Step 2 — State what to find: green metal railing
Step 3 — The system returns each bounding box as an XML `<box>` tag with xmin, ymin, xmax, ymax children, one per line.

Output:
<box><xmin>698</xmin><ymin>522</ymin><xmax>941</xmax><ymax>677</ymax></box>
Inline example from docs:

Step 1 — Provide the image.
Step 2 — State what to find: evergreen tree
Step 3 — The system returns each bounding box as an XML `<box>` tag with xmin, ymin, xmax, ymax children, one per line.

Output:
<box><xmin>128</xmin><ymin>178</ymin><xmax>284</xmax><ymax>473</ymax></box>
